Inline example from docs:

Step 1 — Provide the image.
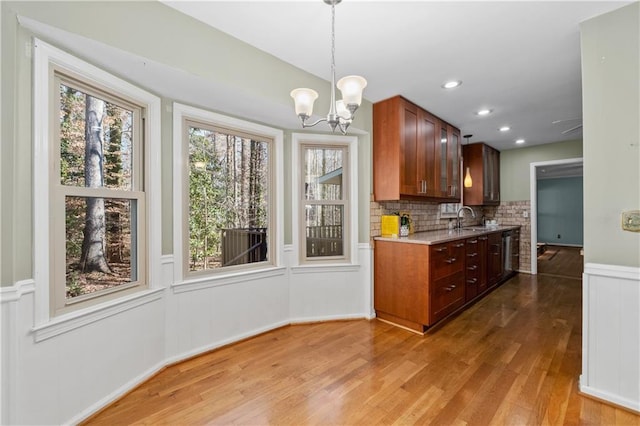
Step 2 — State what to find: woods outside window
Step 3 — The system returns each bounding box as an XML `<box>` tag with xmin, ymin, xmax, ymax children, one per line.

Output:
<box><xmin>173</xmin><ymin>103</ymin><xmax>282</xmax><ymax>285</ymax></box>
<box><xmin>51</xmin><ymin>73</ymin><xmax>147</xmax><ymax>315</ymax></box>
<box><xmin>185</xmin><ymin>120</ymin><xmax>271</xmax><ymax>274</ymax></box>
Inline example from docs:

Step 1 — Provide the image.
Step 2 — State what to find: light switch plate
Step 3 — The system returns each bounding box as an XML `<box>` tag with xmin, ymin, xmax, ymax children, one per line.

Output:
<box><xmin>621</xmin><ymin>210</ymin><xmax>640</xmax><ymax>232</ymax></box>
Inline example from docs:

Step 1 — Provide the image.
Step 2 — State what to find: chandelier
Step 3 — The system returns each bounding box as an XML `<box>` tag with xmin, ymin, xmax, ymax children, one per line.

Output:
<box><xmin>290</xmin><ymin>0</ymin><xmax>367</xmax><ymax>134</ymax></box>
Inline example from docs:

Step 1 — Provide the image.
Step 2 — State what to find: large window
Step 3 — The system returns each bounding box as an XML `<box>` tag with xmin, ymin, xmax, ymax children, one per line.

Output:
<box><xmin>292</xmin><ymin>133</ymin><xmax>358</xmax><ymax>266</ymax></box>
<box><xmin>53</xmin><ymin>76</ymin><xmax>145</xmax><ymax>312</ymax></box>
<box><xmin>33</xmin><ymin>39</ymin><xmax>161</xmax><ymax>321</ymax></box>
<box><xmin>187</xmin><ymin>121</ymin><xmax>270</xmax><ymax>272</ymax></box>
<box><xmin>173</xmin><ymin>103</ymin><xmax>282</xmax><ymax>284</ymax></box>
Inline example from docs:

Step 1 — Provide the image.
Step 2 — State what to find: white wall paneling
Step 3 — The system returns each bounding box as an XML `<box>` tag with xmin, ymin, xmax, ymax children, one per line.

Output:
<box><xmin>581</xmin><ymin>263</ymin><xmax>640</xmax><ymax>413</ymax></box>
<box><xmin>2</xmin><ymin>248</ymin><xmax>374</xmax><ymax>424</ymax></box>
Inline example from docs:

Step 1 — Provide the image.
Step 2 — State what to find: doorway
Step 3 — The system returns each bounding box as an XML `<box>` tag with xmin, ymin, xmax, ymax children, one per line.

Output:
<box><xmin>529</xmin><ymin>158</ymin><xmax>584</xmax><ymax>274</ymax></box>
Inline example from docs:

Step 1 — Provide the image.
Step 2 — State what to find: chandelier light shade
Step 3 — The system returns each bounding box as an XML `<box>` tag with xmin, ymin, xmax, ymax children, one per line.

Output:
<box><xmin>290</xmin><ymin>0</ymin><xmax>367</xmax><ymax>134</ymax></box>
<box><xmin>290</xmin><ymin>88</ymin><xmax>319</xmax><ymax>117</ymax></box>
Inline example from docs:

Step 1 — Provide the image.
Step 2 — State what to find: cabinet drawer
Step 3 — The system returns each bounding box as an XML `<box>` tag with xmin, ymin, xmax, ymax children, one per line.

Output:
<box><xmin>431</xmin><ymin>241</ymin><xmax>465</xmax><ymax>279</ymax></box>
<box><xmin>430</xmin><ymin>271</ymin><xmax>465</xmax><ymax>323</ymax></box>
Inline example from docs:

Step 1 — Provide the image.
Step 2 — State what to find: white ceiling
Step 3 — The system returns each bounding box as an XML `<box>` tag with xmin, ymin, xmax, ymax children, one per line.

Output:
<box><xmin>162</xmin><ymin>0</ymin><xmax>629</xmax><ymax>151</ymax></box>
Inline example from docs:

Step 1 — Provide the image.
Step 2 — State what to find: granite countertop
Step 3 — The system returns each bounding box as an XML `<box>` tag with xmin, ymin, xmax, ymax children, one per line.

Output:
<box><xmin>374</xmin><ymin>225</ymin><xmax>521</xmax><ymax>245</ymax></box>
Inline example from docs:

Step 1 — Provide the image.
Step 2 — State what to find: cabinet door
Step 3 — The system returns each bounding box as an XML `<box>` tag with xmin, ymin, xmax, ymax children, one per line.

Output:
<box><xmin>417</xmin><ymin>109</ymin><xmax>437</xmax><ymax>196</ymax></box>
<box><xmin>491</xmin><ymin>149</ymin><xmax>500</xmax><ymax>202</ymax></box>
<box><xmin>437</xmin><ymin>124</ymin><xmax>449</xmax><ymax>197</ymax></box>
<box><xmin>448</xmin><ymin>126</ymin><xmax>461</xmax><ymax>200</ymax></box>
<box><xmin>482</xmin><ymin>145</ymin><xmax>492</xmax><ymax>201</ymax></box>
<box><xmin>399</xmin><ymin>101</ymin><xmax>420</xmax><ymax>196</ymax></box>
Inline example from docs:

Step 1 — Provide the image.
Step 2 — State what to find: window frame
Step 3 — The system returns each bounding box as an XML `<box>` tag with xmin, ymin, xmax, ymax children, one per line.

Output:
<box><xmin>172</xmin><ymin>103</ymin><xmax>284</xmax><ymax>287</ymax></box>
<box><xmin>33</xmin><ymin>38</ymin><xmax>162</xmax><ymax>324</ymax></box>
<box><xmin>292</xmin><ymin>133</ymin><xmax>359</xmax><ymax>267</ymax></box>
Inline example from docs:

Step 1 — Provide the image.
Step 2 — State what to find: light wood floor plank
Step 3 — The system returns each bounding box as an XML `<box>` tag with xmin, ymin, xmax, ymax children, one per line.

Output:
<box><xmin>84</xmin><ymin>255</ymin><xmax>639</xmax><ymax>425</ymax></box>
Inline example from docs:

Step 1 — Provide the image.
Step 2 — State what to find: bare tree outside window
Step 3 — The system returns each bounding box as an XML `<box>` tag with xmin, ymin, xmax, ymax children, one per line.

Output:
<box><xmin>59</xmin><ymin>83</ymin><xmax>137</xmax><ymax>298</ymax></box>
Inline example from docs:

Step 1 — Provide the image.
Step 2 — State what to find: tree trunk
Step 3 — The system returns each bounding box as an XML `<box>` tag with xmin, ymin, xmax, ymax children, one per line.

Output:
<box><xmin>80</xmin><ymin>95</ymin><xmax>112</xmax><ymax>274</ymax></box>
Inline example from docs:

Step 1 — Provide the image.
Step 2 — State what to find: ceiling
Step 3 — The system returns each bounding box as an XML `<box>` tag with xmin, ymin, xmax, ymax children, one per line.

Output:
<box><xmin>162</xmin><ymin>0</ymin><xmax>629</xmax><ymax>151</ymax></box>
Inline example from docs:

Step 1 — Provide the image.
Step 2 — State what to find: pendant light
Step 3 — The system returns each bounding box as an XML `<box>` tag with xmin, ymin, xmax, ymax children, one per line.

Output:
<box><xmin>463</xmin><ymin>134</ymin><xmax>473</xmax><ymax>188</ymax></box>
<box><xmin>290</xmin><ymin>0</ymin><xmax>367</xmax><ymax>134</ymax></box>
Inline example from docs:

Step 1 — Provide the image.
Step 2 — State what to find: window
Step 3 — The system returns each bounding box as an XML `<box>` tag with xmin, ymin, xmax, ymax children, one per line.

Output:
<box><xmin>52</xmin><ymin>75</ymin><xmax>146</xmax><ymax>312</ymax></box>
<box><xmin>33</xmin><ymin>39</ymin><xmax>161</xmax><ymax>321</ymax></box>
<box><xmin>292</xmin><ymin>133</ymin><xmax>358</xmax><ymax>265</ymax></box>
<box><xmin>173</xmin><ymin>103</ymin><xmax>283</xmax><ymax>284</ymax></box>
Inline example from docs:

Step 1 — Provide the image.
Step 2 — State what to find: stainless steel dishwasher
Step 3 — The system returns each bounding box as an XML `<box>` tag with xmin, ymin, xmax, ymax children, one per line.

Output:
<box><xmin>503</xmin><ymin>230</ymin><xmax>513</xmax><ymax>276</ymax></box>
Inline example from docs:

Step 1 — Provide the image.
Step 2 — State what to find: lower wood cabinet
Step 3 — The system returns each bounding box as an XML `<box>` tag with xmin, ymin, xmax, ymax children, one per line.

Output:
<box><xmin>374</xmin><ymin>229</ymin><xmax>515</xmax><ymax>333</ymax></box>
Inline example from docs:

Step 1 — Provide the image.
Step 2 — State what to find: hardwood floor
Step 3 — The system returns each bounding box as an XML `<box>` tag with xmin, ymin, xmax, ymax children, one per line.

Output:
<box><xmin>538</xmin><ymin>245</ymin><xmax>583</xmax><ymax>279</ymax></box>
<box><xmin>85</xmin><ymin>274</ymin><xmax>640</xmax><ymax>425</ymax></box>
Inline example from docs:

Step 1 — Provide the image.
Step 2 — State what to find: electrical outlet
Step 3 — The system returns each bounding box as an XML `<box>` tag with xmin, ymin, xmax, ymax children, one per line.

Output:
<box><xmin>523</xmin><ymin>211</ymin><xmax>529</xmax><ymax>218</ymax></box>
<box><xmin>557</xmin><ymin>234</ymin><xmax>561</xmax><ymax>239</ymax></box>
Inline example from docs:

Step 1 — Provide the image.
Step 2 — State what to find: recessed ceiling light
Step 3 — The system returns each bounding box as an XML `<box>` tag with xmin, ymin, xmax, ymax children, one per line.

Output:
<box><xmin>515</xmin><ymin>139</ymin><xmax>525</xmax><ymax>144</ymax></box>
<box><xmin>499</xmin><ymin>126</ymin><xmax>511</xmax><ymax>132</ymax></box>
<box><xmin>442</xmin><ymin>80</ymin><xmax>462</xmax><ymax>89</ymax></box>
<box><xmin>476</xmin><ymin>109</ymin><xmax>492</xmax><ymax>116</ymax></box>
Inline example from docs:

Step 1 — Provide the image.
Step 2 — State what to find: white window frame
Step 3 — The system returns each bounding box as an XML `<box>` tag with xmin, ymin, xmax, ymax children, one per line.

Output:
<box><xmin>292</xmin><ymin>133</ymin><xmax>359</xmax><ymax>268</ymax></box>
<box><xmin>172</xmin><ymin>103</ymin><xmax>284</xmax><ymax>289</ymax></box>
<box><xmin>33</xmin><ymin>38</ymin><xmax>162</xmax><ymax>330</ymax></box>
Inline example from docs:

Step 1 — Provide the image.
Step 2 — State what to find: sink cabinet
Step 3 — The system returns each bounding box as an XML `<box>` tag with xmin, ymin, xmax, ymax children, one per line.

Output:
<box><xmin>462</xmin><ymin>142</ymin><xmax>500</xmax><ymax>205</ymax></box>
<box><xmin>373</xmin><ymin>95</ymin><xmax>460</xmax><ymax>202</ymax></box>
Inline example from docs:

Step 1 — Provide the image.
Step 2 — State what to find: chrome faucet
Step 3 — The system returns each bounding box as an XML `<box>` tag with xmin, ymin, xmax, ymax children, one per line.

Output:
<box><xmin>456</xmin><ymin>206</ymin><xmax>476</xmax><ymax>229</ymax></box>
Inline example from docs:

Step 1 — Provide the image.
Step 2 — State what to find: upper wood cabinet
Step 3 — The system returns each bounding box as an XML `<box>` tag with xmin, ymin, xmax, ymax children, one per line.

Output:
<box><xmin>373</xmin><ymin>95</ymin><xmax>460</xmax><ymax>202</ymax></box>
<box><xmin>462</xmin><ymin>142</ymin><xmax>500</xmax><ymax>205</ymax></box>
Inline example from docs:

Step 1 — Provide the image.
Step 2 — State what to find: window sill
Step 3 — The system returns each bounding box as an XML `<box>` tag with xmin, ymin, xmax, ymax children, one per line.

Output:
<box><xmin>172</xmin><ymin>266</ymin><xmax>287</xmax><ymax>294</ymax></box>
<box><xmin>290</xmin><ymin>263</ymin><xmax>361</xmax><ymax>274</ymax></box>
<box><xmin>32</xmin><ymin>287</ymin><xmax>165</xmax><ymax>342</ymax></box>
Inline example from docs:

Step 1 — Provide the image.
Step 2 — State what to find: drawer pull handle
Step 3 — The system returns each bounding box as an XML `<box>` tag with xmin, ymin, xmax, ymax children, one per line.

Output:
<box><xmin>467</xmin><ymin>278</ymin><xmax>477</xmax><ymax>284</ymax></box>
<box><xmin>435</xmin><ymin>247</ymin><xmax>447</xmax><ymax>252</ymax></box>
<box><xmin>445</xmin><ymin>257</ymin><xmax>457</xmax><ymax>264</ymax></box>
<box><xmin>444</xmin><ymin>285</ymin><xmax>457</xmax><ymax>292</ymax></box>
<box><xmin>478</xmin><ymin>236</ymin><xmax>488</xmax><ymax>241</ymax></box>
<box><xmin>467</xmin><ymin>253</ymin><xmax>478</xmax><ymax>257</ymax></box>
<box><xmin>455</xmin><ymin>243</ymin><xmax>465</xmax><ymax>248</ymax></box>
<box><xmin>468</xmin><ymin>239</ymin><xmax>478</xmax><ymax>244</ymax></box>
<box><xmin>467</xmin><ymin>265</ymin><xmax>478</xmax><ymax>271</ymax></box>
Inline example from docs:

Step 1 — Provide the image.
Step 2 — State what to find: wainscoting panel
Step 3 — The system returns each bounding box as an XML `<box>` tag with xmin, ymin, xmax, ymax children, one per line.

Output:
<box><xmin>581</xmin><ymin>263</ymin><xmax>640</xmax><ymax>412</ymax></box>
<box><xmin>2</xmin><ymin>247</ymin><xmax>375</xmax><ymax>424</ymax></box>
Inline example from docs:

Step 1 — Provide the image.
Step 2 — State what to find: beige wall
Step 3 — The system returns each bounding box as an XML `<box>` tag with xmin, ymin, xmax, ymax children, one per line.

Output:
<box><xmin>499</xmin><ymin>139</ymin><xmax>583</xmax><ymax>202</ymax></box>
<box><xmin>580</xmin><ymin>2</ymin><xmax>640</xmax><ymax>267</ymax></box>
<box><xmin>0</xmin><ymin>1</ymin><xmax>373</xmax><ymax>285</ymax></box>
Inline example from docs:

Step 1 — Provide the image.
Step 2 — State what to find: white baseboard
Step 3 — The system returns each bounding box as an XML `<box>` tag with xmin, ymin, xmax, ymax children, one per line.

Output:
<box><xmin>580</xmin><ymin>378</ymin><xmax>640</xmax><ymax>413</ymax></box>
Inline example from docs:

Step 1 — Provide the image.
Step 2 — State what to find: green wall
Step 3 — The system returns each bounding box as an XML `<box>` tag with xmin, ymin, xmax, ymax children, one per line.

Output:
<box><xmin>580</xmin><ymin>2</ymin><xmax>640</xmax><ymax>267</ymax></box>
<box><xmin>499</xmin><ymin>139</ymin><xmax>583</xmax><ymax>201</ymax></box>
<box><xmin>0</xmin><ymin>1</ymin><xmax>373</xmax><ymax>285</ymax></box>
